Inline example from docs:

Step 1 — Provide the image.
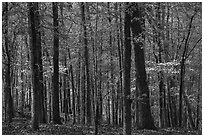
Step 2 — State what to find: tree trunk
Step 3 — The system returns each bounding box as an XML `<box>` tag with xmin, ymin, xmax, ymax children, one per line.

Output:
<box><xmin>178</xmin><ymin>12</ymin><xmax>195</xmax><ymax>127</ymax></box>
<box><xmin>107</xmin><ymin>79</ymin><xmax>110</xmax><ymax>125</ymax></box>
<box><xmin>123</xmin><ymin>3</ymin><xmax>132</xmax><ymax>135</ymax></box>
<box><xmin>179</xmin><ymin>57</ymin><xmax>185</xmax><ymax>127</ymax></box>
<box><xmin>38</xmin><ymin>15</ymin><xmax>45</xmax><ymax>125</ymax></box>
<box><xmin>28</xmin><ymin>2</ymin><xmax>42</xmax><ymax>130</ymax></box>
<box><xmin>156</xmin><ymin>3</ymin><xmax>165</xmax><ymax>128</ymax></box>
<box><xmin>63</xmin><ymin>55</ymin><xmax>68</xmax><ymax>123</ymax></box>
<box><xmin>99</xmin><ymin>30</ymin><xmax>103</xmax><ymax>123</ymax></box>
<box><xmin>75</xmin><ymin>51</ymin><xmax>81</xmax><ymax>124</ymax></box>
<box><xmin>67</xmin><ymin>48</ymin><xmax>76</xmax><ymax>124</ymax></box>
<box><xmin>115</xmin><ymin>3</ymin><xmax>121</xmax><ymax>126</ymax></box>
<box><xmin>20</xmin><ymin>54</ymin><xmax>25</xmax><ymax>116</ymax></box>
<box><xmin>94</xmin><ymin>101</ymin><xmax>99</xmax><ymax>135</ymax></box>
<box><xmin>52</xmin><ymin>2</ymin><xmax>62</xmax><ymax>124</ymax></box>
<box><xmin>131</xmin><ymin>3</ymin><xmax>156</xmax><ymax>130</ymax></box>
<box><xmin>81</xmin><ymin>2</ymin><xmax>92</xmax><ymax>125</ymax></box>
<box><xmin>80</xmin><ymin>61</ymin><xmax>86</xmax><ymax>124</ymax></box>
<box><xmin>119</xmin><ymin>3</ymin><xmax>124</xmax><ymax>126</ymax></box>
<box><xmin>66</xmin><ymin>69</ymin><xmax>72</xmax><ymax>119</ymax></box>
<box><xmin>94</xmin><ymin>3</ymin><xmax>99</xmax><ymax>133</ymax></box>
<box><xmin>4</xmin><ymin>2</ymin><xmax>14</xmax><ymax>123</ymax></box>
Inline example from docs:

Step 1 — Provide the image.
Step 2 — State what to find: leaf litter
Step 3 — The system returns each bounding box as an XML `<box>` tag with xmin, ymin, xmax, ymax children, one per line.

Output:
<box><xmin>2</xmin><ymin>117</ymin><xmax>201</xmax><ymax>135</ymax></box>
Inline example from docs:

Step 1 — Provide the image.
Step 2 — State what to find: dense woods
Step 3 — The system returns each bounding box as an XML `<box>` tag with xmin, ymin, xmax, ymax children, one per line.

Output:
<box><xmin>2</xmin><ymin>2</ymin><xmax>202</xmax><ymax>135</ymax></box>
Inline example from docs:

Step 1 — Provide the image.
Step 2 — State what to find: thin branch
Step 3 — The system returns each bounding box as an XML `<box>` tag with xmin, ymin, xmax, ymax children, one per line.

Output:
<box><xmin>185</xmin><ymin>37</ymin><xmax>202</xmax><ymax>60</ymax></box>
<box><xmin>181</xmin><ymin>11</ymin><xmax>196</xmax><ymax>61</ymax></box>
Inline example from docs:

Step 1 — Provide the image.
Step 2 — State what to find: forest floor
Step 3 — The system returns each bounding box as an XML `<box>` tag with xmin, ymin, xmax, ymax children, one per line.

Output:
<box><xmin>2</xmin><ymin>117</ymin><xmax>202</xmax><ymax>135</ymax></box>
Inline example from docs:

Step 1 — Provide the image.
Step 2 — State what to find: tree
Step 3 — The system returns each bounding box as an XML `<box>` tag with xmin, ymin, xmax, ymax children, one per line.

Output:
<box><xmin>131</xmin><ymin>3</ymin><xmax>156</xmax><ymax>130</ymax></box>
<box><xmin>28</xmin><ymin>2</ymin><xmax>42</xmax><ymax>130</ymax></box>
<box><xmin>156</xmin><ymin>3</ymin><xmax>164</xmax><ymax>128</ymax></box>
<box><xmin>3</xmin><ymin>2</ymin><xmax>14</xmax><ymax>123</ymax></box>
<box><xmin>94</xmin><ymin>3</ymin><xmax>100</xmax><ymax>134</ymax></box>
<box><xmin>118</xmin><ymin>3</ymin><xmax>124</xmax><ymax>126</ymax></box>
<box><xmin>81</xmin><ymin>2</ymin><xmax>92</xmax><ymax>125</ymax></box>
<box><xmin>68</xmin><ymin>48</ymin><xmax>76</xmax><ymax>124</ymax></box>
<box><xmin>2</xmin><ymin>2</ymin><xmax>202</xmax><ymax>134</ymax></box>
<box><xmin>123</xmin><ymin>2</ymin><xmax>132</xmax><ymax>135</ymax></box>
<box><xmin>52</xmin><ymin>2</ymin><xmax>62</xmax><ymax>124</ymax></box>
<box><xmin>178</xmin><ymin>4</ymin><xmax>200</xmax><ymax>127</ymax></box>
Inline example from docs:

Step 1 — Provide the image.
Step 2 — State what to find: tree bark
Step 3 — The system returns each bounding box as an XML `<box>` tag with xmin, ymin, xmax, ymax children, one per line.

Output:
<box><xmin>4</xmin><ymin>2</ymin><xmax>14</xmax><ymax>123</ymax></box>
<box><xmin>123</xmin><ymin>2</ymin><xmax>132</xmax><ymax>135</ymax></box>
<box><xmin>52</xmin><ymin>2</ymin><xmax>62</xmax><ymax>124</ymax></box>
<box><xmin>68</xmin><ymin>48</ymin><xmax>76</xmax><ymax>124</ymax></box>
<box><xmin>178</xmin><ymin>13</ymin><xmax>195</xmax><ymax>127</ymax></box>
<box><xmin>81</xmin><ymin>2</ymin><xmax>92</xmax><ymax>125</ymax></box>
<box><xmin>28</xmin><ymin>2</ymin><xmax>42</xmax><ymax>130</ymax></box>
<box><xmin>131</xmin><ymin>3</ymin><xmax>156</xmax><ymax>130</ymax></box>
<box><xmin>156</xmin><ymin>3</ymin><xmax>165</xmax><ymax>128</ymax></box>
<box><xmin>119</xmin><ymin>3</ymin><xmax>124</xmax><ymax>125</ymax></box>
<box><xmin>94</xmin><ymin>3</ymin><xmax>99</xmax><ymax>133</ymax></box>
<box><xmin>37</xmin><ymin>6</ymin><xmax>45</xmax><ymax>124</ymax></box>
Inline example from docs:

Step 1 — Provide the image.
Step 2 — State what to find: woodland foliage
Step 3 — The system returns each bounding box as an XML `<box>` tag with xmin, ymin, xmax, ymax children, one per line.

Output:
<box><xmin>2</xmin><ymin>2</ymin><xmax>202</xmax><ymax>135</ymax></box>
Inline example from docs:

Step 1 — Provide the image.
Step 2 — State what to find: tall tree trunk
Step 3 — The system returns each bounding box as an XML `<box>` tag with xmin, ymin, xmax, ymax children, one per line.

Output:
<box><xmin>178</xmin><ymin>13</ymin><xmax>195</xmax><ymax>127</ymax></box>
<box><xmin>66</xmin><ymin>69</ymin><xmax>72</xmax><ymax>119</ymax></box>
<box><xmin>28</xmin><ymin>2</ymin><xmax>42</xmax><ymax>130</ymax></box>
<box><xmin>99</xmin><ymin>31</ymin><xmax>103</xmax><ymax>123</ymax></box>
<box><xmin>68</xmin><ymin>48</ymin><xmax>76</xmax><ymax>124</ymax></box>
<box><xmin>115</xmin><ymin>3</ymin><xmax>122</xmax><ymax>127</ymax></box>
<box><xmin>81</xmin><ymin>2</ymin><xmax>92</xmax><ymax>125</ymax></box>
<box><xmin>4</xmin><ymin>2</ymin><xmax>14</xmax><ymax>123</ymax></box>
<box><xmin>80</xmin><ymin>60</ymin><xmax>86</xmax><ymax>124</ymax></box>
<box><xmin>179</xmin><ymin>57</ymin><xmax>185</xmax><ymax>127</ymax></box>
<box><xmin>52</xmin><ymin>2</ymin><xmax>62</xmax><ymax>124</ymax></box>
<box><xmin>131</xmin><ymin>3</ymin><xmax>156</xmax><ymax>130</ymax></box>
<box><xmin>76</xmin><ymin>52</ymin><xmax>81</xmax><ymax>123</ymax></box>
<box><xmin>94</xmin><ymin>3</ymin><xmax>99</xmax><ymax>134</ymax></box>
<box><xmin>94</xmin><ymin>100</ymin><xmax>99</xmax><ymax>135</ymax></box>
<box><xmin>118</xmin><ymin>2</ymin><xmax>124</xmax><ymax>126</ymax></box>
<box><xmin>156</xmin><ymin>3</ymin><xmax>166</xmax><ymax>128</ymax></box>
<box><xmin>107</xmin><ymin>2</ymin><xmax>115</xmax><ymax>126</ymax></box>
<box><xmin>43</xmin><ymin>79</ymin><xmax>47</xmax><ymax>123</ymax></box>
<box><xmin>164</xmin><ymin>3</ymin><xmax>171</xmax><ymax>127</ymax></box>
<box><xmin>38</xmin><ymin>10</ymin><xmax>45</xmax><ymax>124</ymax></box>
<box><xmin>157</xmin><ymin>3</ymin><xmax>163</xmax><ymax>128</ymax></box>
<box><xmin>123</xmin><ymin>3</ymin><xmax>132</xmax><ymax>135</ymax></box>
<box><xmin>21</xmin><ymin>52</ymin><xmax>25</xmax><ymax>115</ymax></box>
<box><xmin>63</xmin><ymin>55</ymin><xmax>68</xmax><ymax>123</ymax></box>
<box><xmin>107</xmin><ymin>78</ymin><xmax>110</xmax><ymax>125</ymax></box>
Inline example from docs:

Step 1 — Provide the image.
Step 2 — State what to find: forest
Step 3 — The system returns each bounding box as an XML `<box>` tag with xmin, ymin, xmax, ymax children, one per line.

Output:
<box><xmin>2</xmin><ymin>2</ymin><xmax>202</xmax><ymax>135</ymax></box>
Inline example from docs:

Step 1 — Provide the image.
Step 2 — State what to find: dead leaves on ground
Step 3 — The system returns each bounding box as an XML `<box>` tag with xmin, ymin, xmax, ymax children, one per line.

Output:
<box><xmin>2</xmin><ymin>118</ymin><xmax>201</xmax><ymax>135</ymax></box>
